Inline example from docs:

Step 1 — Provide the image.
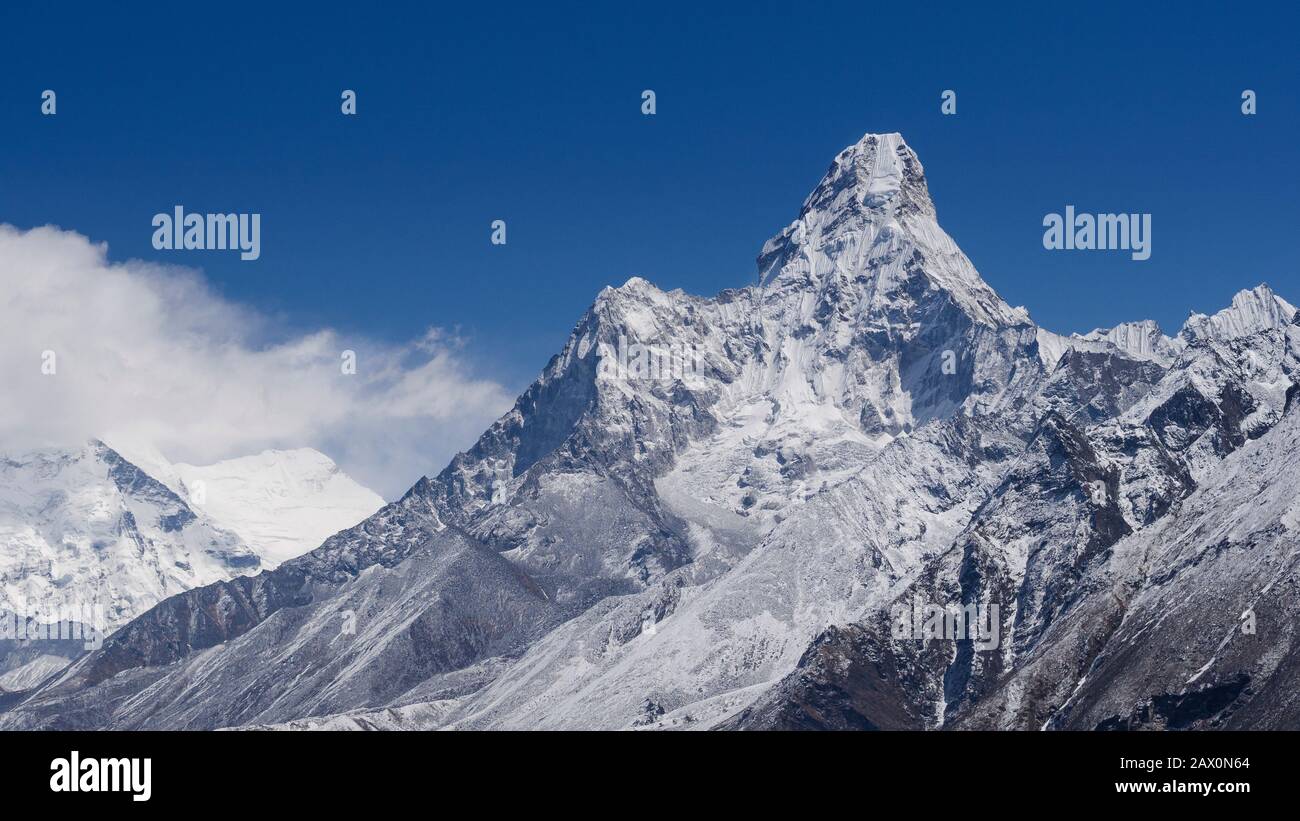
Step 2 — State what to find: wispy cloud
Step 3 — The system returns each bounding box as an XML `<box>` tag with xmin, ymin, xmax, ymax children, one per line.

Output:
<box><xmin>0</xmin><ymin>224</ymin><xmax>514</xmax><ymax>499</ymax></box>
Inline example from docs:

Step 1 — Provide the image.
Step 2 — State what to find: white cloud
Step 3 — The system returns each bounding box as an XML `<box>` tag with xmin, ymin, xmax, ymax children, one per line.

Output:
<box><xmin>0</xmin><ymin>224</ymin><xmax>515</xmax><ymax>499</ymax></box>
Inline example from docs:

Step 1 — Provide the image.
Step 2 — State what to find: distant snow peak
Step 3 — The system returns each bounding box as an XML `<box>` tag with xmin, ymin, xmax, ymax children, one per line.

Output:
<box><xmin>1035</xmin><ymin>285</ymin><xmax>1299</xmax><ymax>373</ymax></box>
<box><xmin>0</xmin><ymin>441</ymin><xmax>260</xmax><ymax>632</ymax></box>
<box><xmin>1077</xmin><ymin>320</ymin><xmax>1179</xmax><ymax>365</ymax></box>
<box><xmin>171</xmin><ymin>448</ymin><xmax>385</xmax><ymax>568</ymax></box>
<box><xmin>1181</xmin><ymin>284</ymin><xmax>1298</xmax><ymax>343</ymax></box>
<box><xmin>0</xmin><ymin>440</ymin><xmax>383</xmax><ymax>636</ymax></box>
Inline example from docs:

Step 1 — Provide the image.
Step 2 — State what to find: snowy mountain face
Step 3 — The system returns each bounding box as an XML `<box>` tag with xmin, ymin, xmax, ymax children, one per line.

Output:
<box><xmin>4</xmin><ymin>132</ymin><xmax>1298</xmax><ymax>731</ymax></box>
<box><xmin>726</xmin><ymin>289</ymin><xmax>1299</xmax><ymax>731</ymax></box>
<box><xmin>168</xmin><ymin>449</ymin><xmax>385</xmax><ymax>569</ymax></box>
<box><xmin>0</xmin><ymin>442</ymin><xmax>260</xmax><ymax>633</ymax></box>
<box><xmin>0</xmin><ymin>444</ymin><xmax>383</xmax><ymax>694</ymax></box>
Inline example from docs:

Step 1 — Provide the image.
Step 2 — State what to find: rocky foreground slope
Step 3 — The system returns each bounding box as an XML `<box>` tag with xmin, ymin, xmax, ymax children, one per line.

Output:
<box><xmin>3</xmin><ymin>132</ymin><xmax>1296</xmax><ymax>730</ymax></box>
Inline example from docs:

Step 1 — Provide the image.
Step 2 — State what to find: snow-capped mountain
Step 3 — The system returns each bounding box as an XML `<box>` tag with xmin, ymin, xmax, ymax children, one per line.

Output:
<box><xmin>0</xmin><ymin>441</ymin><xmax>261</xmax><ymax>633</ymax></box>
<box><xmin>3</xmin><ymin>132</ymin><xmax>1297</xmax><ymax>731</ymax></box>
<box><xmin>0</xmin><ymin>442</ymin><xmax>384</xmax><ymax>695</ymax></box>
<box><xmin>168</xmin><ymin>449</ymin><xmax>384</xmax><ymax>569</ymax></box>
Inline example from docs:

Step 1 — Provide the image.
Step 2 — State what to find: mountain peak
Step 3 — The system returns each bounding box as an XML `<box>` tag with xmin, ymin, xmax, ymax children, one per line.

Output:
<box><xmin>820</xmin><ymin>132</ymin><xmax>933</xmax><ymax>218</ymax></box>
<box><xmin>170</xmin><ymin>449</ymin><xmax>384</xmax><ymax>568</ymax></box>
<box><xmin>763</xmin><ymin>133</ymin><xmax>934</xmax><ymax>266</ymax></box>
<box><xmin>1077</xmin><ymin>319</ymin><xmax>1179</xmax><ymax>364</ymax></box>
<box><xmin>757</xmin><ymin>131</ymin><xmax>1023</xmax><ymax>328</ymax></box>
<box><xmin>1181</xmin><ymin>283</ymin><xmax>1298</xmax><ymax>343</ymax></box>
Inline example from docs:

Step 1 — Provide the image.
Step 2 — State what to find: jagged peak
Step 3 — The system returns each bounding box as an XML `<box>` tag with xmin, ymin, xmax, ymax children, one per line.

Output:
<box><xmin>756</xmin><ymin>131</ymin><xmax>1023</xmax><ymax>328</ymax></box>
<box><xmin>1082</xmin><ymin>318</ymin><xmax>1164</xmax><ymax>339</ymax></box>
<box><xmin>808</xmin><ymin>132</ymin><xmax>934</xmax><ymax>219</ymax></box>
<box><xmin>759</xmin><ymin>133</ymin><xmax>933</xmax><ymax>276</ymax></box>
<box><xmin>593</xmin><ymin>275</ymin><xmax>673</xmax><ymax>310</ymax></box>
<box><xmin>584</xmin><ymin>276</ymin><xmax>682</xmax><ymax>341</ymax></box>
<box><xmin>1039</xmin><ymin>285</ymin><xmax>1299</xmax><ymax>371</ymax></box>
<box><xmin>1077</xmin><ymin>319</ymin><xmax>1179</xmax><ymax>364</ymax></box>
<box><xmin>1180</xmin><ymin>284</ymin><xmax>1298</xmax><ymax>343</ymax></box>
<box><xmin>602</xmin><ymin>275</ymin><xmax>659</xmax><ymax>294</ymax></box>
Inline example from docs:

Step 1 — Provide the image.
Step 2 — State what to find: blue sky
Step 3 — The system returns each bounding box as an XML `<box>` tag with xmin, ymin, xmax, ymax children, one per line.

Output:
<box><xmin>2</xmin><ymin>0</ymin><xmax>1297</xmax><ymax>392</ymax></box>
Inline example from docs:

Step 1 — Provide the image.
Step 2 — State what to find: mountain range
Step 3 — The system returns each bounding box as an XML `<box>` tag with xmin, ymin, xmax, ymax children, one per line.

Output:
<box><xmin>2</xmin><ymin>132</ymin><xmax>1297</xmax><ymax>730</ymax></box>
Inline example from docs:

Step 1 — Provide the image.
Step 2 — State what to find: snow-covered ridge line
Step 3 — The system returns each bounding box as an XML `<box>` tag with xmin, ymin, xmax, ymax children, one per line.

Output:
<box><xmin>1035</xmin><ymin>284</ymin><xmax>1294</xmax><ymax>371</ymax></box>
<box><xmin>1181</xmin><ymin>283</ymin><xmax>1297</xmax><ymax>343</ymax></box>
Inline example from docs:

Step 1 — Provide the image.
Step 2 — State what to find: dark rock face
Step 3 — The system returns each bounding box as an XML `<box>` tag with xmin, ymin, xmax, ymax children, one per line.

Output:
<box><xmin>1046</xmin><ymin>350</ymin><xmax>1169</xmax><ymax>423</ymax></box>
<box><xmin>1094</xmin><ymin>674</ymin><xmax>1252</xmax><ymax>730</ymax></box>
<box><xmin>725</xmin><ymin>625</ymin><xmax>934</xmax><ymax>730</ymax></box>
<box><xmin>1147</xmin><ymin>386</ymin><xmax>1223</xmax><ymax>452</ymax></box>
<box><xmin>960</xmin><ymin>398</ymin><xmax>1300</xmax><ymax>731</ymax></box>
<box><xmin>633</xmin><ymin>698</ymin><xmax>666</xmax><ymax>727</ymax></box>
<box><xmin>1147</xmin><ymin>383</ymin><xmax>1259</xmax><ymax>458</ymax></box>
<box><xmin>729</xmin><ymin>529</ymin><xmax>1020</xmax><ymax>732</ymax></box>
